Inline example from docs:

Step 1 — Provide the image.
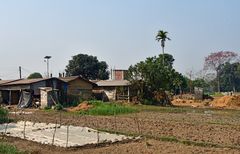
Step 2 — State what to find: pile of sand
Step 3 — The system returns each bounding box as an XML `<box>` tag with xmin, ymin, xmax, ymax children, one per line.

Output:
<box><xmin>171</xmin><ymin>98</ymin><xmax>207</xmax><ymax>108</ymax></box>
<box><xmin>210</xmin><ymin>95</ymin><xmax>240</xmax><ymax>108</ymax></box>
<box><xmin>172</xmin><ymin>98</ymin><xmax>195</xmax><ymax>104</ymax></box>
<box><xmin>67</xmin><ymin>101</ymin><xmax>93</xmax><ymax>112</ymax></box>
<box><xmin>173</xmin><ymin>94</ymin><xmax>195</xmax><ymax>100</ymax></box>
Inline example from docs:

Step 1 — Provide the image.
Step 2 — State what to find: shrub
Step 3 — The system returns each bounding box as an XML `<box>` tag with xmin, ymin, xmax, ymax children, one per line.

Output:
<box><xmin>54</xmin><ymin>103</ymin><xmax>63</xmax><ymax>111</ymax></box>
<box><xmin>44</xmin><ymin>106</ymin><xmax>51</xmax><ymax>110</ymax></box>
<box><xmin>0</xmin><ymin>107</ymin><xmax>8</xmax><ymax>124</ymax></box>
<box><xmin>0</xmin><ymin>142</ymin><xmax>25</xmax><ymax>154</ymax></box>
<box><xmin>63</xmin><ymin>94</ymin><xmax>84</xmax><ymax>107</ymax></box>
<box><xmin>142</xmin><ymin>99</ymin><xmax>154</xmax><ymax>105</ymax></box>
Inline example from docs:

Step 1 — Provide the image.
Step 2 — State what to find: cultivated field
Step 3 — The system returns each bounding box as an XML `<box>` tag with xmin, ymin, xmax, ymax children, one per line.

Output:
<box><xmin>1</xmin><ymin>105</ymin><xmax>240</xmax><ymax>154</ymax></box>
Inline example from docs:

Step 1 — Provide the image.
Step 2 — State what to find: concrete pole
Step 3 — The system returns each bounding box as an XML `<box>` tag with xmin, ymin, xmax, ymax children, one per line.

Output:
<box><xmin>47</xmin><ymin>58</ymin><xmax>49</xmax><ymax>78</ymax></box>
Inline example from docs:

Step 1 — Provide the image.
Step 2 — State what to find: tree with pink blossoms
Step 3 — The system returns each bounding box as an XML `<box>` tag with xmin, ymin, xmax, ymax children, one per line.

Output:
<box><xmin>204</xmin><ymin>51</ymin><xmax>238</xmax><ymax>92</ymax></box>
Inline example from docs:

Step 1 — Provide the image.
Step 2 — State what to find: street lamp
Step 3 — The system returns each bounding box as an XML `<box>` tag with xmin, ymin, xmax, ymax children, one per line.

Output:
<box><xmin>44</xmin><ymin>56</ymin><xmax>51</xmax><ymax>78</ymax></box>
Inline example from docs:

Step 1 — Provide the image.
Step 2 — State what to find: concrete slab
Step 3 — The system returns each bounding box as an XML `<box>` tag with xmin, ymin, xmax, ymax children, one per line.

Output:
<box><xmin>0</xmin><ymin>121</ymin><xmax>136</xmax><ymax>147</ymax></box>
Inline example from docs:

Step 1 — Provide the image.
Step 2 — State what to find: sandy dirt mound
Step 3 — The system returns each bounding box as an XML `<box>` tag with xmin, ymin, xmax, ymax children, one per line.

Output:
<box><xmin>67</xmin><ymin>101</ymin><xmax>93</xmax><ymax>112</ymax></box>
<box><xmin>172</xmin><ymin>98</ymin><xmax>195</xmax><ymax>104</ymax></box>
<box><xmin>210</xmin><ymin>95</ymin><xmax>240</xmax><ymax>108</ymax></box>
<box><xmin>171</xmin><ymin>98</ymin><xmax>204</xmax><ymax>108</ymax></box>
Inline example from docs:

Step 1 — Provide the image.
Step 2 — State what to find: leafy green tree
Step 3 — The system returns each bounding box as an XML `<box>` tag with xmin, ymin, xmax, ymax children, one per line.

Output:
<box><xmin>192</xmin><ymin>78</ymin><xmax>210</xmax><ymax>92</ymax></box>
<box><xmin>218</xmin><ymin>62</ymin><xmax>240</xmax><ymax>92</ymax></box>
<box><xmin>127</xmin><ymin>53</ymin><xmax>186</xmax><ymax>102</ymax></box>
<box><xmin>65</xmin><ymin>54</ymin><xmax>109</xmax><ymax>80</ymax></box>
<box><xmin>156</xmin><ymin>30</ymin><xmax>171</xmax><ymax>65</ymax></box>
<box><xmin>27</xmin><ymin>72</ymin><xmax>43</xmax><ymax>79</ymax></box>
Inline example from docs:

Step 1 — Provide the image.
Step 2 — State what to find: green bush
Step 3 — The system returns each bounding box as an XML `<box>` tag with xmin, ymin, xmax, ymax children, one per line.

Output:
<box><xmin>63</xmin><ymin>94</ymin><xmax>84</xmax><ymax>107</ymax></box>
<box><xmin>79</xmin><ymin>100</ymin><xmax>137</xmax><ymax>116</ymax></box>
<box><xmin>0</xmin><ymin>142</ymin><xmax>25</xmax><ymax>154</ymax></box>
<box><xmin>210</xmin><ymin>92</ymin><xmax>224</xmax><ymax>97</ymax></box>
<box><xmin>0</xmin><ymin>107</ymin><xmax>8</xmax><ymax>124</ymax></box>
<box><xmin>44</xmin><ymin>106</ymin><xmax>51</xmax><ymax>110</ymax></box>
<box><xmin>54</xmin><ymin>103</ymin><xmax>63</xmax><ymax>111</ymax></box>
<box><xmin>142</xmin><ymin>99</ymin><xmax>154</xmax><ymax>105</ymax></box>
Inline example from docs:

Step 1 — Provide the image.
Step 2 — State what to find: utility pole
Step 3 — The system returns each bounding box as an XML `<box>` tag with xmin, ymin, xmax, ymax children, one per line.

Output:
<box><xmin>44</xmin><ymin>56</ymin><xmax>52</xmax><ymax>78</ymax></box>
<box><xmin>19</xmin><ymin>66</ymin><xmax>22</xmax><ymax>79</ymax></box>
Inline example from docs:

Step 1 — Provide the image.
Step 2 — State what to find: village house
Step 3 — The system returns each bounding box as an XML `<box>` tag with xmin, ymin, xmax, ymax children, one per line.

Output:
<box><xmin>0</xmin><ymin>78</ymin><xmax>67</xmax><ymax>107</ymax></box>
<box><xmin>59</xmin><ymin>76</ymin><xmax>96</xmax><ymax>100</ymax></box>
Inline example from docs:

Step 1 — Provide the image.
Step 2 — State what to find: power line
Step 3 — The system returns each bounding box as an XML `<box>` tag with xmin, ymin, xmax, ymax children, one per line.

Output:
<box><xmin>21</xmin><ymin>67</ymin><xmax>33</xmax><ymax>74</ymax></box>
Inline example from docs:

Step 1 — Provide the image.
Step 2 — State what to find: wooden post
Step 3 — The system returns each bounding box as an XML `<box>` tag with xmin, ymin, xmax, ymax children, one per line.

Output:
<box><xmin>52</xmin><ymin>121</ymin><xmax>57</xmax><ymax>145</ymax></box>
<box><xmin>9</xmin><ymin>91</ymin><xmax>12</xmax><ymax>106</ymax></box>
<box><xmin>97</xmin><ymin>130</ymin><xmax>100</xmax><ymax>145</ymax></box>
<box><xmin>115</xmin><ymin>88</ymin><xmax>117</xmax><ymax>101</ymax></box>
<box><xmin>23</xmin><ymin>119</ymin><xmax>26</xmax><ymax>139</ymax></box>
<box><xmin>127</xmin><ymin>86</ymin><xmax>130</xmax><ymax>103</ymax></box>
<box><xmin>59</xmin><ymin>111</ymin><xmax>62</xmax><ymax>127</ymax></box>
<box><xmin>114</xmin><ymin>104</ymin><xmax>117</xmax><ymax>134</ymax></box>
<box><xmin>4</xmin><ymin>114</ymin><xmax>9</xmax><ymax>136</ymax></box>
<box><xmin>66</xmin><ymin>124</ymin><xmax>69</xmax><ymax>147</ymax></box>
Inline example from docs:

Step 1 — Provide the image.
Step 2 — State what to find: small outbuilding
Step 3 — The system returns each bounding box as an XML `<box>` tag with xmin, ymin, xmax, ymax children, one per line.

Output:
<box><xmin>59</xmin><ymin>76</ymin><xmax>96</xmax><ymax>100</ymax></box>
<box><xmin>92</xmin><ymin>80</ymin><xmax>131</xmax><ymax>102</ymax></box>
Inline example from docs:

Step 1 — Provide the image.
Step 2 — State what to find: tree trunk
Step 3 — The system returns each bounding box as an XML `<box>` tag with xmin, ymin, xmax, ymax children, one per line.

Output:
<box><xmin>162</xmin><ymin>47</ymin><xmax>165</xmax><ymax>66</ymax></box>
<box><xmin>217</xmin><ymin>70</ymin><xmax>220</xmax><ymax>92</ymax></box>
<box><xmin>232</xmin><ymin>77</ymin><xmax>236</xmax><ymax>92</ymax></box>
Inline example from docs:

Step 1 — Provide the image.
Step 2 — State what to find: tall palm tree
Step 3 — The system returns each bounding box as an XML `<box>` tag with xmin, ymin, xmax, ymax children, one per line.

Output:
<box><xmin>156</xmin><ymin>30</ymin><xmax>171</xmax><ymax>65</ymax></box>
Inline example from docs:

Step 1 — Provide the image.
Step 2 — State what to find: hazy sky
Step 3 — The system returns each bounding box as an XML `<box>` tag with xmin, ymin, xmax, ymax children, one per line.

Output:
<box><xmin>0</xmin><ymin>0</ymin><xmax>239</xmax><ymax>79</ymax></box>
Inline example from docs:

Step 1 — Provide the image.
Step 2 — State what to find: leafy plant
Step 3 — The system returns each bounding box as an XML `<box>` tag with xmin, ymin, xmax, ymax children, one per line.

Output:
<box><xmin>0</xmin><ymin>142</ymin><xmax>25</xmax><ymax>154</ymax></box>
<box><xmin>63</xmin><ymin>94</ymin><xmax>84</xmax><ymax>107</ymax></box>
<box><xmin>44</xmin><ymin>106</ymin><xmax>51</xmax><ymax>110</ymax></box>
<box><xmin>0</xmin><ymin>107</ymin><xmax>8</xmax><ymax>124</ymax></box>
<box><xmin>54</xmin><ymin>103</ymin><xmax>63</xmax><ymax>111</ymax></box>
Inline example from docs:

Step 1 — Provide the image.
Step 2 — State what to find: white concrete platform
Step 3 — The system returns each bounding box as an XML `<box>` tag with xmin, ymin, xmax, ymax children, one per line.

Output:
<box><xmin>0</xmin><ymin>121</ymin><xmax>135</xmax><ymax>147</ymax></box>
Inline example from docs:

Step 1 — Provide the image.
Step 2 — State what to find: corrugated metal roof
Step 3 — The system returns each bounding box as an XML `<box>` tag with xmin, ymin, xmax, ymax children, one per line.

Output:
<box><xmin>0</xmin><ymin>79</ymin><xmax>20</xmax><ymax>85</ymax></box>
<box><xmin>89</xmin><ymin>80</ymin><xmax>99</xmax><ymax>83</ymax></box>
<box><xmin>59</xmin><ymin>76</ymin><xmax>79</xmax><ymax>82</ymax></box>
<box><xmin>59</xmin><ymin>76</ymin><xmax>97</xmax><ymax>86</ymax></box>
<box><xmin>1</xmin><ymin>77</ymin><xmax>65</xmax><ymax>86</ymax></box>
<box><xmin>2</xmin><ymin>78</ymin><xmax>46</xmax><ymax>86</ymax></box>
<box><xmin>96</xmin><ymin>80</ymin><xmax>130</xmax><ymax>87</ymax></box>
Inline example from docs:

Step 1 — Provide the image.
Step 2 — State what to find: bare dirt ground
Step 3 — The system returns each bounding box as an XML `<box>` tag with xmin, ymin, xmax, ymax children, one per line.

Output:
<box><xmin>1</xmin><ymin>136</ymin><xmax>239</xmax><ymax>154</ymax></box>
<box><xmin>3</xmin><ymin>106</ymin><xmax>240</xmax><ymax>154</ymax></box>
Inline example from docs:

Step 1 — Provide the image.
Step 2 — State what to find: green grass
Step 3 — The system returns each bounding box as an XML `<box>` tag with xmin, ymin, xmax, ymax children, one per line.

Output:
<box><xmin>78</xmin><ymin>100</ymin><xmax>138</xmax><ymax>116</ymax></box>
<box><xmin>0</xmin><ymin>142</ymin><xmax>25</xmax><ymax>154</ymax></box>
<box><xmin>137</xmin><ymin>105</ymin><xmax>191</xmax><ymax>113</ymax></box>
<box><xmin>135</xmin><ymin>104</ymin><xmax>240</xmax><ymax>115</ymax></box>
<box><xmin>210</xmin><ymin>92</ymin><xmax>224</xmax><ymax>97</ymax></box>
